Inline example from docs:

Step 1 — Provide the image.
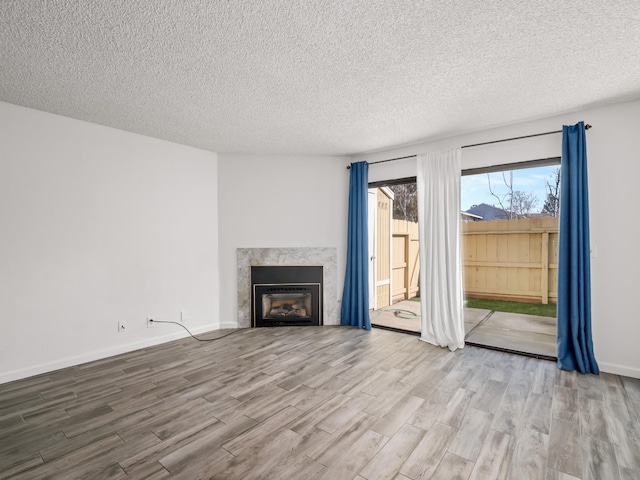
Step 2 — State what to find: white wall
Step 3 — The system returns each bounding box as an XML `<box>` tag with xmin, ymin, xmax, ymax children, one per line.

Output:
<box><xmin>359</xmin><ymin>99</ymin><xmax>640</xmax><ymax>378</ymax></box>
<box><xmin>3</xmin><ymin>99</ymin><xmax>637</xmax><ymax>382</ymax></box>
<box><xmin>217</xmin><ymin>154</ymin><xmax>350</xmax><ymax>328</ymax></box>
<box><xmin>0</xmin><ymin>102</ymin><xmax>220</xmax><ymax>384</ymax></box>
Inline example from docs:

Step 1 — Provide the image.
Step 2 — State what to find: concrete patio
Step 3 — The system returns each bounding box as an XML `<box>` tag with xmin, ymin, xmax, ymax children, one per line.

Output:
<box><xmin>371</xmin><ymin>299</ymin><xmax>557</xmax><ymax>358</ymax></box>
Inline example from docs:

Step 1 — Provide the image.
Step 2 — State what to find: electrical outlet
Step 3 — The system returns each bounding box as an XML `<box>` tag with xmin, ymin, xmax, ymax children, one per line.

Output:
<box><xmin>180</xmin><ymin>310</ymin><xmax>189</xmax><ymax>323</ymax></box>
<box><xmin>118</xmin><ymin>321</ymin><xmax>127</xmax><ymax>333</ymax></box>
<box><xmin>147</xmin><ymin>317</ymin><xmax>154</xmax><ymax>328</ymax></box>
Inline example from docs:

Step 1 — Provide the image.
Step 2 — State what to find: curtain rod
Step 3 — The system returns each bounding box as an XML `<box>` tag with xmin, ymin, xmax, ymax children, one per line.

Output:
<box><xmin>346</xmin><ymin>124</ymin><xmax>592</xmax><ymax>169</ymax></box>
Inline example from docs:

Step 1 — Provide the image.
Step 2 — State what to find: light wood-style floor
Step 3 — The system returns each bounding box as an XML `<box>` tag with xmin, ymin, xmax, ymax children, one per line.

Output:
<box><xmin>1</xmin><ymin>326</ymin><xmax>639</xmax><ymax>479</ymax></box>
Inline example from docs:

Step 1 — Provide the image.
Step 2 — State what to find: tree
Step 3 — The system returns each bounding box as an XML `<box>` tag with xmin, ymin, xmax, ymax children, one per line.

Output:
<box><xmin>487</xmin><ymin>171</ymin><xmax>514</xmax><ymax>218</ymax></box>
<box><xmin>487</xmin><ymin>171</ymin><xmax>539</xmax><ymax>219</ymax></box>
<box><xmin>541</xmin><ymin>167</ymin><xmax>561</xmax><ymax>217</ymax></box>
<box><xmin>389</xmin><ymin>183</ymin><xmax>418</xmax><ymax>222</ymax></box>
<box><xmin>510</xmin><ymin>191</ymin><xmax>539</xmax><ymax>217</ymax></box>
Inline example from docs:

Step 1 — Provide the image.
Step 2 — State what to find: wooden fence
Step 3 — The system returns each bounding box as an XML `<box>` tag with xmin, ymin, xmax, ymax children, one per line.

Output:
<box><xmin>462</xmin><ymin>216</ymin><xmax>559</xmax><ymax>304</ymax></box>
<box><xmin>374</xmin><ymin>190</ymin><xmax>392</xmax><ymax>309</ymax></box>
<box><xmin>391</xmin><ymin>219</ymin><xmax>420</xmax><ymax>303</ymax></box>
<box><xmin>384</xmin><ymin>216</ymin><xmax>558</xmax><ymax>306</ymax></box>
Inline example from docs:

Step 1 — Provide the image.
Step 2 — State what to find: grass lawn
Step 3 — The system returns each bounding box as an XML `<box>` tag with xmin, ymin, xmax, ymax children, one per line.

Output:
<box><xmin>466</xmin><ymin>298</ymin><xmax>557</xmax><ymax>317</ymax></box>
<box><xmin>410</xmin><ymin>296</ymin><xmax>557</xmax><ymax>318</ymax></box>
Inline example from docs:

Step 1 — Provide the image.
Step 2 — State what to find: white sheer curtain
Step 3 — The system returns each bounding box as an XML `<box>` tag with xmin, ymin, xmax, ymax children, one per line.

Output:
<box><xmin>416</xmin><ymin>149</ymin><xmax>465</xmax><ymax>351</ymax></box>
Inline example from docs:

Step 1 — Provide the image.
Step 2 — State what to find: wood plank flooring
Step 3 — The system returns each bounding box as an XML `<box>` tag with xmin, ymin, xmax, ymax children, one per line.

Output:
<box><xmin>1</xmin><ymin>326</ymin><xmax>639</xmax><ymax>479</ymax></box>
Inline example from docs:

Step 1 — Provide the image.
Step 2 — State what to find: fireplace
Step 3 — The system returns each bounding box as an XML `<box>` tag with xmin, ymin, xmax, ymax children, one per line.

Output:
<box><xmin>251</xmin><ymin>265</ymin><xmax>323</xmax><ymax>327</ymax></box>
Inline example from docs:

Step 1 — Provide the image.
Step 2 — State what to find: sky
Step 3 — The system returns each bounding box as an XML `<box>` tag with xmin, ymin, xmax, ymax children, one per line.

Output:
<box><xmin>460</xmin><ymin>165</ymin><xmax>559</xmax><ymax>212</ymax></box>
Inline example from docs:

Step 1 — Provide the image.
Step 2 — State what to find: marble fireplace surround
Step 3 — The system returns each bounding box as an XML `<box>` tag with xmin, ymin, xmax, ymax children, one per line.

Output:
<box><xmin>237</xmin><ymin>247</ymin><xmax>338</xmax><ymax>328</ymax></box>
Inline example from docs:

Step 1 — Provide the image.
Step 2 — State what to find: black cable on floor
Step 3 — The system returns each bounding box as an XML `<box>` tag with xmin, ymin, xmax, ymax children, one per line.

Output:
<box><xmin>150</xmin><ymin>320</ymin><xmax>242</xmax><ymax>342</ymax></box>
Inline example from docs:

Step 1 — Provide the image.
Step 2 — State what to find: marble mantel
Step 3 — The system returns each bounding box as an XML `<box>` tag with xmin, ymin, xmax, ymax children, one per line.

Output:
<box><xmin>237</xmin><ymin>247</ymin><xmax>338</xmax><ymax>328</ymax></box>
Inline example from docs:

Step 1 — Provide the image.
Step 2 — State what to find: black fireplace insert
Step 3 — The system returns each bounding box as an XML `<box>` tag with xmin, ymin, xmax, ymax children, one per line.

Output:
<box><xmin>251</xmin><ymin>266</ymin><xmax>323</xmax><ymax>327</ymax></box>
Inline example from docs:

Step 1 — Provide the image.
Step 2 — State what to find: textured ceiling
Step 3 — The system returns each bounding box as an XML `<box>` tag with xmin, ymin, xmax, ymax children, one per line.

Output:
<box><xmin>1</xmin><ymin>1</ymin><xmax>639</xmax><ymax>155</ymax></box>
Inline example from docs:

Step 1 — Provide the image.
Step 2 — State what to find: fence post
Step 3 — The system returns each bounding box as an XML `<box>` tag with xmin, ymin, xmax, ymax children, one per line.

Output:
<box><xmin>541</xmin><ymin>231</ymin><xmax>549</xmax><ymax>304</ymax></box>
<box><xmin>404</xmin><ymin>234</ymin><xmax>410</xmax><ymax>300</ymax></box>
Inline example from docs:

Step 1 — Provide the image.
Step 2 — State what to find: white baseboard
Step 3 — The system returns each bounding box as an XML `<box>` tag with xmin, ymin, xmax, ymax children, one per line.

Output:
<box><xmin>599</xmin><ymin>361</ymin><xmax>640</xmax><ymax>379</ymax></box>
<box><xmin>0</xmin><ymin>323</ymin><xmax>229</xmax><ymax>385</ymax></box>
<box><xmin>218</xmin><ymin>321</ymin><xmax>239</xmax><ymax>329</ymax></box>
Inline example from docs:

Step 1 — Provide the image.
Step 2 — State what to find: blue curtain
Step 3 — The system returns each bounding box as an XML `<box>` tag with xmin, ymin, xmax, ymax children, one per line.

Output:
<box><xmin>557</xmin><ymin>121</ymin><xmax>599</xmax><ymax>374</ymax></box>
<box><xmin>341</xmin><ymin>161</ymin><xmax>371</xmax><ymax>330</ymax></box>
